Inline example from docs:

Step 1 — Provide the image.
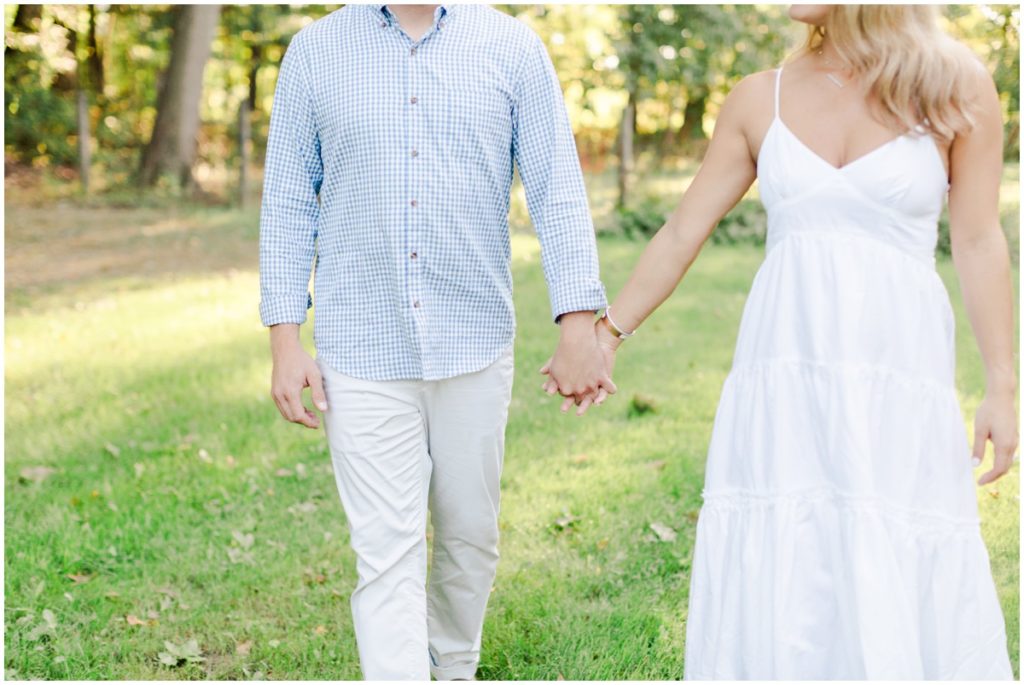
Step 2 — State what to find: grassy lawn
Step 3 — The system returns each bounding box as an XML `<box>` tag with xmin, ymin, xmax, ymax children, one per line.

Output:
<box><xmin>5</xmin><ymin>188</ymin><xmax>1019</xmax><ymax>678</ymax></box>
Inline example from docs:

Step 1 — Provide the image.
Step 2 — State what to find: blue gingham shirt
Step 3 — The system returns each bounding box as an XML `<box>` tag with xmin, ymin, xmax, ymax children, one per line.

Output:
<box><xmin>258</xmin><ymin>4</ymin><xmax>606</xmax><ymax>381</ymax></box>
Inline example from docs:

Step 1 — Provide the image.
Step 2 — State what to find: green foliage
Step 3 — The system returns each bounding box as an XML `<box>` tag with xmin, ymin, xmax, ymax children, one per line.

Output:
<box><xmin>4</xmin><ymin>77</ymin><xmax>77</xmax><ymax>165</ymax></box>
<box><xmin>614</xmin><ymin>193</ymin><xmax>768</xmax><ymax>247</ymax></box>
<box><xmin>1</xmin><ymin>5</ymin><xmax>1021</xmax><ymax>188</ymax></box>
<box><xmin>615</xmin><ymin>194</ymin><xmax>671</xmax><ymax>239</ymax></box>
<box><xmin>945</xmin><ymin>5</ymin><xmax>1020</xmax><ymax>159</ymax></box>
<box><xmin>710</xmin><ymin>198</ymin><xmax>768</xmax><ymax>247</ymax></box>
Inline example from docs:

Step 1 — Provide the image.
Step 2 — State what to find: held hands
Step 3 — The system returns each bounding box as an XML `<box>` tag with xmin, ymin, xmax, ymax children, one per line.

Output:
<box><xmin>270</xmin><ymin>325</ymin><xmax>328</xmax><ymax>429</ymax></box>
<box><xmin>539</xmin><ymin>312</ymin><xmax>621</xmax><ymax>416</ymax></box>
<box><xmin>972</xmin><ymin>389</ymin><xmax>1019</xmax><ymax>485</ymax></box>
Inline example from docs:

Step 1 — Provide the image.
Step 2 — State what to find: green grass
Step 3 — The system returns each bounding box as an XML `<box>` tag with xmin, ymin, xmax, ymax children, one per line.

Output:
<box><xmin>5</xmin><ymin>216</ymin><xmax>1019</xmax><ymax>678</ymax></box>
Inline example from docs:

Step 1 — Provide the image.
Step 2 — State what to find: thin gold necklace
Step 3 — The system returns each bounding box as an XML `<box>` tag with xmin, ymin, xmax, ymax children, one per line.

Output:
<box><xmin>816</xmin><ymin>48</ymin><xmax>847</xmax><ymax>89</ymax></box>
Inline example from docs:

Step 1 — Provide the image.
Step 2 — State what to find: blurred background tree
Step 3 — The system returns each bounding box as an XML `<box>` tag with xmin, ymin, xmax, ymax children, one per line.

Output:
<box><xmin>4</xmin><ymin>4</ymin><xmax>1019</xmax><ymax>209</ymax></box>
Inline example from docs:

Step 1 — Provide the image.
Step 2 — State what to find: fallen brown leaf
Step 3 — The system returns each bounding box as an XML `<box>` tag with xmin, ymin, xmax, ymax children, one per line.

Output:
<box><xmin>650</xmin><ymin>522</ymin><xmax>677</xmax><ymax>543</ymax></box>
<box><xmin>20</xmin><ymin>466</ymin><xmax>56</xmax><ymax>483</ymax></box>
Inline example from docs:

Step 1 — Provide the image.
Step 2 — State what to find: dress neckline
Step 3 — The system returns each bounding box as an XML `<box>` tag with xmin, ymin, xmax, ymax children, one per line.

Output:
<box><xmin>770</xmin><ymin>65</ymin><xmax>947</xmax><ymax>178</ymax></box>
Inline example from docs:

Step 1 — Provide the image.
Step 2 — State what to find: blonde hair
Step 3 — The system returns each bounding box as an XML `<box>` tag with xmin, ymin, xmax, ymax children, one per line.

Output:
<box><xmin>804</xmin><ymin>5</ymin><xmax>980</xmax><ymax>142</ymax></box>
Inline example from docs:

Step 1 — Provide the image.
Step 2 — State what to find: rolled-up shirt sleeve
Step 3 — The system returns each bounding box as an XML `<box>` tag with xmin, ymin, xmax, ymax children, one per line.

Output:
<box><xmin>258</xmin><ymin>32</ymin><xmax>323</xmax><ymax>327</ymax></box>
<box><xmin>512</xmin><ymin>34</ymin><xmax>607</xmax><ymax>323</ymax></box>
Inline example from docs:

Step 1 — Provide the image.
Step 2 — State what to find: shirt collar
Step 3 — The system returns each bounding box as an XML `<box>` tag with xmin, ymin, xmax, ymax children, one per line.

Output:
<box><xmin>376</xmin><ymin>4</ymin><xmax>452</xmax><ymax>28</ymax></box>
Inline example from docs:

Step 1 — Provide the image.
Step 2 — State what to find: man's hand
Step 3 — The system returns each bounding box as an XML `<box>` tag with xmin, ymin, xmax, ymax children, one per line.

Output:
<box><xmin>269</xmin><ymin>324</ymin><xmax>327</xmax><ymax>429</ymax></box>
<box><xmin>973</xmin><ymin>388</ymin><xmax>1019</xmax><ymax>485</ymax></box>
<box><xmin>539</xmin><ymin>311</ymin><xmax>617</xmax><ymax>416</ymax></box>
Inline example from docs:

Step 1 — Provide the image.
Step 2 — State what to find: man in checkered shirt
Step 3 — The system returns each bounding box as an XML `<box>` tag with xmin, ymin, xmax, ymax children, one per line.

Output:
<box><xmin>259</xmin><ymin>4</ymin><xmax>613</xmax><ymax>679</ymax></box>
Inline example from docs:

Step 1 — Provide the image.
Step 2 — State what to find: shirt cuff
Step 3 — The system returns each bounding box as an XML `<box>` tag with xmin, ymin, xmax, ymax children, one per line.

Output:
<box><xmin>549</xmin><ymin>277</ymin><xmax>608</xmax><ymax>323</ymax></box>
<box><xmin>259</xmin><ymin>292</ymin><xmax>312</xmax><ymax>327</ymax></box>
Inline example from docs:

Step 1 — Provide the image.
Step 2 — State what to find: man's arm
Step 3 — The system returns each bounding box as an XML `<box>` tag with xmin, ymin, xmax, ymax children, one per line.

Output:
<box><xmin>511</xmin><ymin>33</ymin><xmax>613</xmax><ymax>415</ymax></box>
<box><xmin>259</xmin><ymin>33</ymin><xmax>327</xmax><ymax>429</ymax></box>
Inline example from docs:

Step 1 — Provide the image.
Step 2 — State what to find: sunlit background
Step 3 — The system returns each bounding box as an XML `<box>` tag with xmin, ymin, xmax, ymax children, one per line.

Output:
<box><xmin>5</xmin><ymin>5</ymin><xmax>1019</xmax><ymax>680</ymax></box>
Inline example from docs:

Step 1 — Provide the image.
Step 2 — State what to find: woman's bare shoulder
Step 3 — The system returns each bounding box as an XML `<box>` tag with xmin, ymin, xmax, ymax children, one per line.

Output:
<box><xmin>725</xmin><ymin>69</ymin><xmax>779</xmax><ymax>111</ymax></box>
<box><xmin>716</xmin><ymin>68</ymin><xmax>780</xmax><ymax>142</ymax></box>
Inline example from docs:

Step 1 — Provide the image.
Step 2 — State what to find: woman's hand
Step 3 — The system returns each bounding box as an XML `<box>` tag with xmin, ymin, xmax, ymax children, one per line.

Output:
<box><xmin>973</xmin><ymin>389</ymin><xmax>1018</xmax><ymax>486</ymax></box>
<box><xmin>539</xmin><ymin>318</ymin><xmax>620</xmax><ymax>416</ymax></box>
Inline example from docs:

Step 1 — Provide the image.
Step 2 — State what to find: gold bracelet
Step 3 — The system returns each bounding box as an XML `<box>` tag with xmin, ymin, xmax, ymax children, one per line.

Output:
<box><xmin>601</xmin><ymin>307</ymin><xmax>635</xmax><ymax>340</ymax></box>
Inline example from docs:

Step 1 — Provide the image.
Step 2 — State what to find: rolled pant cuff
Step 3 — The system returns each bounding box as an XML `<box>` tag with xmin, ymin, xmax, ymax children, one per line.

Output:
<box><xmin>429</xmin><ymin>662</ymin><xmax>478</xmax><ymax>681</ymax></box>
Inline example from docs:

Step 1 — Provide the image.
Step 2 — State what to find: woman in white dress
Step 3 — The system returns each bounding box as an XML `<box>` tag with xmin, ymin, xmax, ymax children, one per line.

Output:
<box><xmin>564</xmin><ymin>5</ymin><xmax>1017</xmax><ymax>679</ymax></box>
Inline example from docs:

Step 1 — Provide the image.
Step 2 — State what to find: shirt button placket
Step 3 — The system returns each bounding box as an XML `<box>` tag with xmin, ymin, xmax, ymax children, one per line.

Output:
<box><xmin>407</xmin><ymin>33</ymin><xmax>426</xmax><ymax>374</ymax></box>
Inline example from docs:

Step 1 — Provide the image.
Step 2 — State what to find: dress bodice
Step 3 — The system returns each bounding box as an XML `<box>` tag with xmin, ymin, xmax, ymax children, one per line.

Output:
<box><xmin>756</xmin><ymin>66</ymin><xmax>950</xmax><ymax>265</ymax></box>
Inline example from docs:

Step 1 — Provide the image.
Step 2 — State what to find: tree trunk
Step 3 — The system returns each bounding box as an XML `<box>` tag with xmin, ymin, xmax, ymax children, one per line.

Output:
<box><xmin>248</xmin><ymin>43</ymin><xmax>262</xmax><ymax>111</ymax></box>
<box><xmin>238</xmin><ymin>99</ymin><xmax>250</xmax><ymax>207</ymax></box>
<box><xmin>12</xmin><ymin>4</ymin><xmax>41</xmax><ymax>30</ymax></box>
<box><xmin>5</xmin><ymin>5</ymin><xmax>42</xmax><ymax>57</ymax></box>
<box><xmin>87</xmin><ymin>4</ymin><xmax>104</xmax><ymax>94</ymax></box>
<box><xmin>49</xmin><ymin>14</ymin><xmax>79</xmax><ymax>94</ymax></box>
<box><xmin>77</xmin><ymin>89</ymin><xmax>91</xmax><ymax>191</ymax></box>
<box><xmin>139</xmin><ymin>4</ymin><xmax>221</xmax><ymax>188</ymax></box>
<box><xmin>247</xmin><ymin>5</ymin><xmax>264</xmax><ymax>111</ymax></box>
<box><xmin>678</xmin><ymin>91</ymin><xmax>708</xmax><ymax>143</ymax></box>
<box><xmin>617</xmin><ymin>90</ymin><xmax>636</xmax><ymax>209</ymax></box>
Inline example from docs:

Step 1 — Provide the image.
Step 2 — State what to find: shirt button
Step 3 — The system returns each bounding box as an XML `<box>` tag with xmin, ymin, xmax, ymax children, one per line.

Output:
<box><xmin>410</xmin><ymin>96</ymin><xmax>418</xmax><ymax>105</ymax></box>
<box><xmin>411</xmin><ymin>149</ymin><xmax>419</xmax><ymax>158</ymax></box>
<box><xmin>413</xmin><ymin>300</ymin><xmax>421</xmax><ymax>308</ymax></box>
<box><xmin>410</xmin><ymin>47</ymin><xmax>417</xmax><ymax>57</ymax></box>
<box><xmin>380</xmin><ymin>21</ymin><xmax>387</xmax><ymax>28</ymax></box>
<box><xmin>410</xmin><ymin>251</ymin><xmax>418</xmax><ymax>259</ymax></box>
<box><xmin>410</xmin><ymin>199</ymin><xmax>418</xmax><ymax>207</ymax></box>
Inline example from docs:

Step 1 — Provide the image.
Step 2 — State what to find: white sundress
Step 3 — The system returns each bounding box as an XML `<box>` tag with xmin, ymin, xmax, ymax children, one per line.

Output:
<box><xmin>682</xmin><ymin>66</ymin><xmax>1013</xmax><ymax>679</ymax></box>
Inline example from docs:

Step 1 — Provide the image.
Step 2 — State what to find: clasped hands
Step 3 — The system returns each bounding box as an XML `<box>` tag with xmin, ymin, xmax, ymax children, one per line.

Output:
<box><xmin>539</xmin><ymin>311</ymin><xmax>622</xmax><ymax>416</ymax></box>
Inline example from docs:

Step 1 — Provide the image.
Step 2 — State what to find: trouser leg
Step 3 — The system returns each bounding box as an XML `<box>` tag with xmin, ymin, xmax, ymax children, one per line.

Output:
<box><xmin>318</xmin><ymin>359</ymin><xmax>431</xmax><ymax>681</ymax></box>
<box><xmin>423</xmin><ymin>347</ymin><xmax>515</xmax><ymax>680</ymax></box>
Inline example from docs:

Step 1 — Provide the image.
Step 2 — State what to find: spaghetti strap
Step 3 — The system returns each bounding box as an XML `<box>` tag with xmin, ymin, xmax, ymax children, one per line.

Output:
<box><xmin>773</xmin><ymin>65</ymin><xmax>783</xmax><ymax>120</ymax></box>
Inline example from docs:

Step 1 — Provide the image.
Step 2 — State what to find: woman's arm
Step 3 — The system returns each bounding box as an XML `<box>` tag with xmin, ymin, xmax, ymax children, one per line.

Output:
<box><xmin>541</xmin><ymin>74</ymin><xmax>767</xmax><ymax>402</ymax></box>
<box><xmin>947</xmin><ymin>64</ymin><xmax>1018</xmax><ymax>486</ymax></box>
<box><xmin>596</xmin><ymin>74</ymin><xmax>764</xmax><ymax>341</ymax></box>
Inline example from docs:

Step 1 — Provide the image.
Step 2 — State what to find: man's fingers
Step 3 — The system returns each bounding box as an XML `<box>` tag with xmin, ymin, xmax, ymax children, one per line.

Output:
<box><xmin>309</xmin><ymin>370</ymin><xmax>328</xmax><ymax>412</ymax></box>
<box><xmin>594</xmin><ymin>388</ymin><xmax>609</xmax><ymax>406</ymax></box>
<box><xmin>539</xmin><ymin>358</ymin><xmax>552</xmax><ymax>375</ymax></box>
<box><xmin>271</xmin><ymin>392</ymin><xmax>288</xmax><ymax>421</ymax></box>
<box><xmin>285</xmin><ymin>392</ymin><xmax>318</xmax><ymax>429</ymax></box>
<box><xmin>560</xmin><ymin>396</ymin><xmax>574</xmax><ymax>413</ymax></box>
<box><xmin>600</xmin><ymin>376</ymin><xmax>618</xmax><ymax>395</ymax></box>
<box><xmin>299</xmin><ymin>408</ymin><xmax>320</xmax><ymax>429</ymax></box>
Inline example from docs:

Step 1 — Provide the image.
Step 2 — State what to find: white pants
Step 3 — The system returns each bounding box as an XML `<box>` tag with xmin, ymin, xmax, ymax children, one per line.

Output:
<box><xmin>317</xmin><ymin>346</ymin><xmax>515</xmax><ymax>680</ymax></box>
